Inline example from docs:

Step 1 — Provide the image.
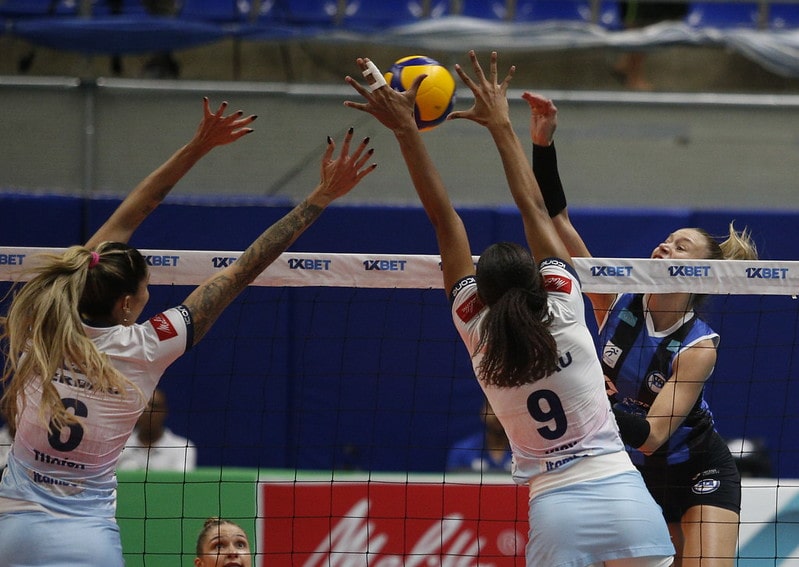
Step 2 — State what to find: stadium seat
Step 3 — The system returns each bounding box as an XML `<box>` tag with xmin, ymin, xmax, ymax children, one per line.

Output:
<box><xmin>515</xmin><ymin>0</ymin><xmax>620</xmax><ymax>28</ymax></box>
<box><xmin>459</xmin><ymin>0</ymin><xmax>510</xmax><ymax>21</ymax></box>
<box><xmin>90</xmin><ymin>0</ymin><xmax>147</xmax><ymax>17</ymax></box>
<box><xmin>0</xmin><ymin>0</ymin><xmax>77</xmax><ymax>17</ymax></box>
<box><xmin>180</xmin><ymin>0</ymin><xmax>248</xmax><ymax>22</ymax></box>
<box><xmin>769</xmin><ymin>4</ymin><xmax>799</xmax><ymax>30</ymax></box>
<box><xmin>340</xmin><ymin>0</ymin><xmax>449</xmax><ymax>31</ymax></box>
<box><xmin>685</xmin><ymin>2</ymin><xmax>761</xmax><ymax>29</ymax></box>
<box><xmin>282</xmin><ymin>0</ymin><xmax>338</xmax><ymax>25</ymax></box>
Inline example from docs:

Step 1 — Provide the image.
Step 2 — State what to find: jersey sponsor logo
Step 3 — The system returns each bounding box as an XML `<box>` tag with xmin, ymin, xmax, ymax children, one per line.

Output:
<box><xmin>692</xmin><ymin>478</ymin><xmax>721</xmax><ymax>495</ymax></box>
<box><xmin>668</xmin><ymin>265</ymin><xmax>711</xmax><ymax>277</ymax></box>
<box><xmin>0</xmin><ymin>253</ymin><xmax>25</xmax><ymax>265</ymax></box>
<box><xmin>363</xmin><ymin>259</ymin><xmax>407</xmax><ymax>271</ymax></box>
<box><xmin>602</xmin><ymin>341</ymin><xmax>622</xmax><ymax>368</ymax></box>
<box><xmin>34</xmin><ymin>449</ymin><xmax>86</xmax><ymax>470</ymax></box>
<box><xmin>456</xmin><ymin>293</ymin><xmax>485</xmax><ymax>323</ymax></box>
<box><xmin>451</xmin><ymin>276</ymin><xmax>476</xmax><ymax>297</ymax></box>
<box><xmin>590</xmin><ymin>265</ymin><xmax>633</xmax><ymax>277</ymax></box>
<box><xmin>289</xmin><ymin>258</ymin><xmax>331</xmax><ymax>270</ymax></box>
<box><xmin>746</xmin><ymin>267</ymin><xmax>788</xmax><ymax>279</ymax></box>
<box><xmin>646</xmin><ymin>371</ymin><xmax>667</xmax><ymax>394</ymax></box>
<box><xmin>145</xmin><ymin>254</ymin><xmax>180</xmax><ymax>267</ymax></box>
<box><xmin>543</xmin><ymin>274</ymin><xmax>572</xmax><ymax>294</ymax></box>
<box><xmin>32</xmin><ymin>471</ymin><xmax>78</xmax><ymax>488</ymax></box>
<box><xmin>541</xmin><ymin>258</ymin><xmax>566</xmax><ymax>270</ymax></box>
<box><xmin>544</xmin><ymin>440</ymin><xmax>577</xmax><ymax>455</ymax></box>
<box><xmin>150</xmin><ymin>313</ymin><xmax>178</xmax><ymax>341</ymax></box>
<box><xmin>545</xmin><ymin>454</ymin><xmax>580</xmax><ymax>471</ymax></box>
<box><xmin>176</xmin><ymin>305</ymin><xmax>191</xmax><ymax>326</ymax></box>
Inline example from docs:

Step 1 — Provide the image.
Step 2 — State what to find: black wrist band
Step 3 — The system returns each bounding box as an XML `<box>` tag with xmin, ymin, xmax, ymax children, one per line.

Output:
<box><xmin>532</xmin><ymin>142</ymin><xmax>567</xmax><ymax>218</ymax></box>
<box><xmin>612</xmin><ymin>406</ymin><xmax>650</xmax><ymax>449</ymax></box>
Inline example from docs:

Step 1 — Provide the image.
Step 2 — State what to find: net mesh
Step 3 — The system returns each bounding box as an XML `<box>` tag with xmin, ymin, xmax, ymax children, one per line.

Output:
<box><xmin>1</xmin><ymin>247</ymin><xmax>798</xmax><ymax>566</ymax></box>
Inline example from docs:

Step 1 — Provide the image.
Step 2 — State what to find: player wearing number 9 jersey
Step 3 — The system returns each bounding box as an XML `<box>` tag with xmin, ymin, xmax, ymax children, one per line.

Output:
<box><xmin>0</xmin><ymin>98</ymin><xmax>376</xmax><ymax>567</ymax></box>
<box><xmin>346</xmin><ymin>50</ymin><xmax>674</xmax><ymax>567</ymax></box>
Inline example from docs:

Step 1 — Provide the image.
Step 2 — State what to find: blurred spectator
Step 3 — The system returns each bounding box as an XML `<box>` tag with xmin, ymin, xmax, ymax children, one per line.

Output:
<box><xmin>17</xmin><ymin>0</ymin><xmax>180</xmax><ymax>78</ymax></box>
<box><xmin>140</xmin><ymin>0</ymin><xmax>181</xmax><ymax>78</ymax></box>
<box><xmin>18</xmin><ymin>0</ymin><xmax>125</xmax><ymax>75</ymax></box>
<box><xmin>613</xmin><ymin>2</ymin><xmax>688</xmax><ymax>90</ymax></box>
<box><xmin>726</xmin><ymin>437</ymin><xmax>773</xmax><ymax>478</ymax></box>
<box><xmin>447</xmin><ymin>399</ymin><xmax>512</xmax><ymax>474</ymax></box>
<box><xmin>117</xmin><ymin>388</ymin><xmax>197</xmax><ymax>472</ymax></box>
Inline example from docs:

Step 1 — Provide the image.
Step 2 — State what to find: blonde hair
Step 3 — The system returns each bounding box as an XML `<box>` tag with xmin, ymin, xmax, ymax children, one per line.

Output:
<box><xmin>1</xmin><ymin>242</ymin><xmax>147</xmax><ymax>432</ymax></box>
<box><xmin>698</xmin><ymin>221</ymin><xmax>758</xmax><ymax>261</ymax></box>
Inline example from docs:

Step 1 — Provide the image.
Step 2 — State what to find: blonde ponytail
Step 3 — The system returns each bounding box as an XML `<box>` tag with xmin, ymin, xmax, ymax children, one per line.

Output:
<box><xmin>1</xmin><ymin>245</ymin><xmax>133</xmax><ymax>431</ymax></box>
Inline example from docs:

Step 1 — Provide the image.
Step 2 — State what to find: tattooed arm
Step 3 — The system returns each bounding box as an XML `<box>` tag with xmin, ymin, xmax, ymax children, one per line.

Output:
<box><xmin>182</xmin><ymin>130</ymin><xmax>376</xmax><ymax>346</ymax></box>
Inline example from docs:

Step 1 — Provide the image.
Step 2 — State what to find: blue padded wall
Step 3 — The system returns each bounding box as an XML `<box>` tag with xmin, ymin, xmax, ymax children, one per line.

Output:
<box><xmin>1</xmin><ymin>192</ymin><xmax>796</xmax><ymax>477</ymax></box>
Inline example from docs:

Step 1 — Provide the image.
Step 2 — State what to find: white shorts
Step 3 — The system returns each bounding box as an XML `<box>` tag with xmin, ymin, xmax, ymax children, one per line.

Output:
<box><xmin>0</xmin><ymin>511</ymin><xmax>123</xmax><ymax>567</ymax></box>
<box><xmin>526</xmin><ymin>470</ymin><xmax>675</xmax><ymax>567</ymax></box>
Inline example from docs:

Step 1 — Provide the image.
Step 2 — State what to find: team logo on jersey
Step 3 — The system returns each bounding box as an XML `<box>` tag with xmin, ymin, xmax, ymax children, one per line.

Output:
<box><xmin>619</xmin><ymin>308</ymin><xmax>637</xmax><ymax>327</ymax></box>
<box><xmin>149</xmin><ymin>313</ymin><xmax>178</xmax><ymax>341</ymax></box>
<box><xmin>666</xmin><ymin>339</ymin><xmax>683</xmax><ymax>354</ymax></box>
<box><xmin>646</xmin><ymin>371</ymin><xmax>667</xmax><ymax>393</ymax></box>
<box><xmin>456</xmin><ymin>293</ymin><xmax>485</xmax><ymax>323</ymax></box>
<box><xmin>602</xmin><ymin>341</ymin><xmax>622</xmax><ymax>368</ymax></box>
<box><xmin>543</xmin><ymin>274</ymin><xmax>572</xmax><ymax>294</ymax></box>
<box><xmin>691</xmin><ymin>478</ymin><xmax>721</xmax><ymax>495</ymax></box>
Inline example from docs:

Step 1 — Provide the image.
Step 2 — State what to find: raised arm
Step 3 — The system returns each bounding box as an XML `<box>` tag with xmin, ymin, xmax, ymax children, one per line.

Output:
<box><xmin>449</xmin><ymin>51</ymin><xmax>569</xmax><ymax>267</ymax></box>
<box><xmin>86</xmin><ymin>98</ymin><xmax>256</xmax><ymax>249</ymax></box>
<box><xmin>344</xmin><ymin>58</ymin><xmax>474</xmax><ymax>293</ymax></box>
<box><xmin>182</xmin><ymin>130</ymin><xmax>376</xmax><ymax>345</ymax></box>
<box><xmin>522</xmin><ymin>91</ymin><xmax>615</xmax><ymax>321</ymax></box>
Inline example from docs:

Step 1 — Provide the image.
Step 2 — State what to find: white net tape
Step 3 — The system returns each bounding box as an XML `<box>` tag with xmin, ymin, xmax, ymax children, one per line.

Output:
<box><xmin>1</xmin><ymin>247</ymin><xmax>798</xmax><ymax>295</ymax></box>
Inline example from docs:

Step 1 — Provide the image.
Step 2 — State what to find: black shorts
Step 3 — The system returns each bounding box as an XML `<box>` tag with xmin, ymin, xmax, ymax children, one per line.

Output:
<box><xmin>637</xmin><ymin>432</ymin><xmax>741</xmax><ymax>523</ymax></box>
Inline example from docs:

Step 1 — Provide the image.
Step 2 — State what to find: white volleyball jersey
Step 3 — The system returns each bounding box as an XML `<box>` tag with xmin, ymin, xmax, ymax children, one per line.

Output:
<box><xmin>0</xmin><ymin>306</ymin><xmax>191</xmax><ymax>518</ymax></box>
<box><xmin>451</xmin><ymin>258</ymin><xmax>625</xmax><ymax>486</ymax></box>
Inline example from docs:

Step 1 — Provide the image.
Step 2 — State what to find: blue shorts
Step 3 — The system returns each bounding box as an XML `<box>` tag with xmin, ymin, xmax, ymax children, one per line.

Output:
<box><xmin>527</xmin><ymin>471</ymin><xmax>675</xmax><ymax>567</ymax></box>
<box><xmin>0</xmin><ymin>511</ymin><xmax>123</xmax><ymax>567</ymax></box>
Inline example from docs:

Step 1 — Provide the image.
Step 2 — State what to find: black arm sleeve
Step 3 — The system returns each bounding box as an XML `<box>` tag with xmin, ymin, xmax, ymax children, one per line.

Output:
<box><xmin>532</xmin><ymin>142</ymin><xmax>567</xmax><ymax>218</ymax></box>
<box><xmin>612</xmin><ymin>405</ymin><xmax>651</xmax><ymax>449</ymax></box>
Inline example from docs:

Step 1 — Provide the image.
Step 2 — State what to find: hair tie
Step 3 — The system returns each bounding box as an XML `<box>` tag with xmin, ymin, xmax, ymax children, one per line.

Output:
<box><xmin>88</xmin><ymin>251</ymin><xmax>100</xmax><ymax>269</ymax></box>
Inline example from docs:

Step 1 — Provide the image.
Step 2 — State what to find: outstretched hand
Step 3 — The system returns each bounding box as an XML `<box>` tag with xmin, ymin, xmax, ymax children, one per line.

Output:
<box><xmin>522</xmin><ymin>92</ymin><xmax>558</xmax><ymax>147</ymax></box>
<box><xmin>315</xmin><ymin>128</ymin><xmax>377</xmax><ymax>205</ymax></box>
<box><xmin>448</xmin><ymin>50</ymin><xmax>515</xmax><ymax>128</ymax></box>
<box><xmin>191</xmin><ymin>97</ymin><xmax>257</xmax><ymax>153</ymax></box>
<box><xmin>344</xmin><ymin>58</ymin><xmax>420</xmax><ymax>133</ymax></box>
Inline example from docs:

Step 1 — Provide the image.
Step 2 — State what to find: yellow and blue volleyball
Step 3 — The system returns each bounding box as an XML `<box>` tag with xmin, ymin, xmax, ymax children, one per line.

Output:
<box><xmin>385</xmin><ymin>55</ymin><xmax>456</xmax><ymax>131</ymax></box>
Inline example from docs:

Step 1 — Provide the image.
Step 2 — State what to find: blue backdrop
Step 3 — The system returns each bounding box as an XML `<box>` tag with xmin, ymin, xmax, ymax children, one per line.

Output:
<box><xmin>1</xmin><ymin>192</ymin><xmax>796</xmax><ymax>477</ymax></box>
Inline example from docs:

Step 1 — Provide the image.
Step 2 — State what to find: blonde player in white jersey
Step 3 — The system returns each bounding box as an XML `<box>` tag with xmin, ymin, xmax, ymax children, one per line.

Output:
<box><xmin>346</xmin><ymin>51</ymin><xmax>674</xmax><ymax>567</ymax></box>
<box><xmin>0</xmin><ymin>98</ymin><xmax>376</xmax><ymax>566</ymax></box>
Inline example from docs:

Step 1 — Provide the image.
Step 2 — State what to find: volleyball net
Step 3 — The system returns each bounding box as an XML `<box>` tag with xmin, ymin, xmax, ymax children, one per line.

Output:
<box><xmin>1</xmin><ymin>247</ymin><xmax>798</xmax><ymax>566</ymax></box>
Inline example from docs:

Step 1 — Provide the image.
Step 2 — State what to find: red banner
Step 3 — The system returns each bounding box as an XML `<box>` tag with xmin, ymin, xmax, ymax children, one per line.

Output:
<box><xmin>260</xmin><ymin>481</ymin><xmax>529</xmax><ymax>566</ymax></box>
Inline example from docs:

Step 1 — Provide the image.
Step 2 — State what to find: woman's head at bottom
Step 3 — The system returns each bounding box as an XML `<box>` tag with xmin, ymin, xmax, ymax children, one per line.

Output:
<box><xmin>195</xmin><ymin>518</ymin><xmax>252</xmax><ymax>567</ymax></box>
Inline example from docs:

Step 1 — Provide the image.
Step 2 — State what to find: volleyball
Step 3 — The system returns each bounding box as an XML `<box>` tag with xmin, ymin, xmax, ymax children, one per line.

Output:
<box><xmin>385</xmin><ymin>55</ymin><xmax>456</xmax><ymax>131</ymax></box>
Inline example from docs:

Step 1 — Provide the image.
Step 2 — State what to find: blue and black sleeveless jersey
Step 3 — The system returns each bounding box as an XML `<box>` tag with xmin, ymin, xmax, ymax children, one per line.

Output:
<box><xmin>599</xmin><ymin>293</ymin><xmax>719</xmax><ymax>467</ymax></box>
